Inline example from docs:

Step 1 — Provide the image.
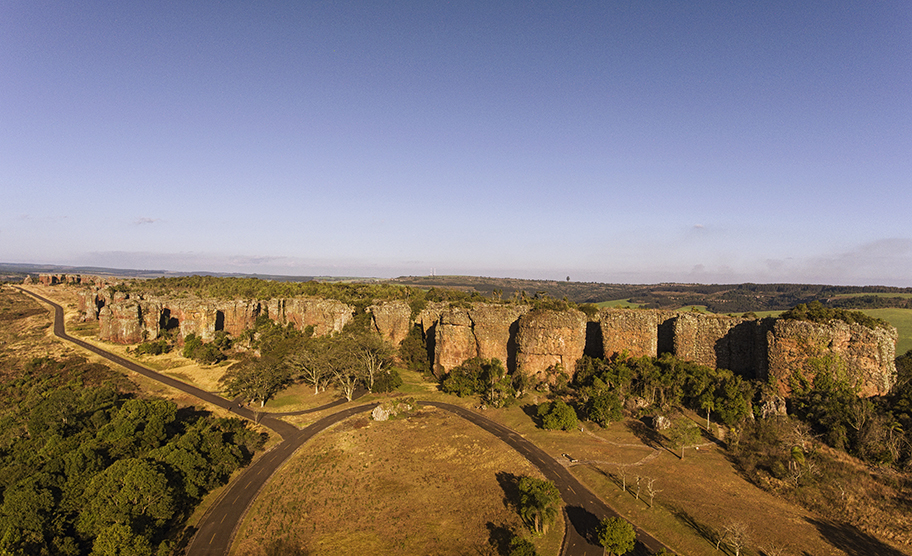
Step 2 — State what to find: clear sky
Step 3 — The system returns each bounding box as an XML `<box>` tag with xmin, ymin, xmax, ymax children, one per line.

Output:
<box><xmin>2</xmin><ymin>2</ymin><xmax>910</xmax><ymax>285</ymax></box>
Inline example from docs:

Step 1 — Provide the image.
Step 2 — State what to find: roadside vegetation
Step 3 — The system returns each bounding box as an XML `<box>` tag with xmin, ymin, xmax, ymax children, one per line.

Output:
<box><xmin>0</xmin><ymin>351</ymin><xmax>264</xmax><ymax>556</ymax></box>
<box><xmin>430</xmin><ymin>342</ymin><xmax>912</xmax><ymax>552</ymax></box>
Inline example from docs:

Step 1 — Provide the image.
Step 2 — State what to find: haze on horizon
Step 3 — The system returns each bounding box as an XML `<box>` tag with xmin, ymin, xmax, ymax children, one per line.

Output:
<box><xmin>2</xmin><ymin>2</ymin><xmax>910</xmax><ymax>287</ymax></box>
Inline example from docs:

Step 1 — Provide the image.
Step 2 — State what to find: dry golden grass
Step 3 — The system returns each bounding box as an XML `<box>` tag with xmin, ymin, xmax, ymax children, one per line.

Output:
<box><xmin>233</xmin><ymin>407</ymin><xmax>564</xmax><ymax>556</ymax></box>
<box><xmin>484</xmin><ymin>403</ymin><xmax>912</xmax><ymax>555</ymax></box>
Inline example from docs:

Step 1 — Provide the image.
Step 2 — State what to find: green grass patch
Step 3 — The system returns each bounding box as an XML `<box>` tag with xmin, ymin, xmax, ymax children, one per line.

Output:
<box><xmin>833</xmin><ymin>293</ymin><xmax>912</xmax><ymax>299</ymax></box>
<box><xmin>596</xmin><ymin>299</ymin><xmax>644</xmax><ymax>309</ymax></box>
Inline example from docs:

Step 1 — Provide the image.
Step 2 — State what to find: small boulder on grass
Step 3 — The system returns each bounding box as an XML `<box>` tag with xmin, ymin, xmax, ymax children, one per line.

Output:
<box><xmin>371</xmin><ymin>398</ymin><xmax>416</xmax><ymax>422</ymax></box>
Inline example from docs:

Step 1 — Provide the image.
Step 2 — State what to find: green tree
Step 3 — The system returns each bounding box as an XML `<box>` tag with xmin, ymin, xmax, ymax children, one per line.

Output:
<box><xmin>586</xmin><ymin>390</ymin><xmax>623</xmax><ymax>427</ymax></box>
<box><xmin>508</xmin><ymin>535</ymin><xmax>538</xmax><ymax>556</ymax></box>
<box><xmin>398</xmin><ymin>325</ymin><xmax>431</xmax><ymax>374</ymax></box>
<box><xmin>537</xmin><ymin>400</ymin><xmax>578</xmax><ymax>431</ymax></box>
<box><xmin>666</xmin><ymin>418</ymin><xmax>701</xmax><ymax>459</ymax></box>
<box><xmin>77</xmin><ymin>458</ymin><xmax>176</xmax><ymax>538</ymax></box>
<box><xmin>517</xmin><ymin>476</ymin><xmax>561</xmax><ymax>534</ymax></box>
<box><xmin>90</xmin><ymin>523</ymin><xmax>152</xmax><ymax>556</ymax></box>
<box><xmin>596</xmin><ymin>516</ymin><xmax>636</xmax><ymax>555</ymax></box>
<box><xmin>219</xmin><ymin>356</ymin><xmax>291</xmax><ymax>407</ymax></box>
<box><xmin>349</xmin><ymin>332</ymin><xmax>394</xmax><ymax>393</ymax></box>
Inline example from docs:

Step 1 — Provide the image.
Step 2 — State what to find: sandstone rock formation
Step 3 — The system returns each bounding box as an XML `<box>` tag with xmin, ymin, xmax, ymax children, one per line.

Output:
<box><xmin>81</xmin><ymin>283</ymin><xmax>898</xmax><ymax>399</ymax></box>
<box><xmin>599</xmin><ymin>309</ymin><xmax>672</xmax><ymax>359</ymax></box>
<box><xmin>98</xmin><ymin>300</ymin><xmax>146</xmax><ymax>344</ymax></box>
<box><xmin>96</xmin><ymin>294</ymin><xmax>353</xmax><ymax>344</ymax></box>
<box><xmin>369</xmin><ymin>300</ymin><xmax>412</xmax><ymax>347</ymax></box>
<box><xmin>428</xmin><ymin>304</ymin><xmax>530</xmax><ymax>377</ymax></box>
<box><xmin>673</xmin><ymin>313</ymin><xmax>772</xmax><ymax>379</ymax></box>
<box><xmin>265</xmin><ymin>298</ymin><xmax>353</xmax><ymax>336</ymax></box>
<box><xmin>515</xmin><ymin>309</ymin><xmax>587</xmax><ymax>382</ymax></box>
<box><xmin>767</xmin><ymin>319</ymin><xmax>897</xmax><ymax>398</ymax></box>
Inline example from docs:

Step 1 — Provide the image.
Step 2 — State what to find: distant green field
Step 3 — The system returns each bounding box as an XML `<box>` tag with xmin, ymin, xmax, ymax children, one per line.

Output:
<box><xmin>833</xmin><ymin>292</ymin><xmax>912</xmax><ymax>299</ymax></box>
<box><xmin>595</xmin><ymin>299</ymin><xmax>643</xmax><ymax>308</ymax></box>
<box><xmin>753</xmin><ymin>310</ymin><xmax>783</xmax><ymax>318</ymax></box>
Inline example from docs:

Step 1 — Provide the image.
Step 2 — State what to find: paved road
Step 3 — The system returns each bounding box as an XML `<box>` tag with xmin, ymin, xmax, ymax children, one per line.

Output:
<box><xmin>425</xmin><ymin>402</ymin><xmax>666</xmax><ymax>556</ymax></box>
<box><xmin>19</xmin><ymin>287</ymin><xmax>669</xmax><ymax>556</ymax></box>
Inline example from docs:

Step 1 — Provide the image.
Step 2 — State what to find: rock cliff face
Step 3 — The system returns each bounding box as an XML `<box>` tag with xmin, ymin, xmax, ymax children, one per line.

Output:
<box><xmin>98</xmin><ymin>300</ymin><xmax>147</xmax><ymax>344</ymax></box>
<box><xmin>83</xmin><ymin>284</ymin><xmax>898</xmax><ymax>398</ymax></box>
<box><xmin>95</xmin><ymin>294</ymin><xmax>352</xmax><ymax>344</ymax></box>
<box><xmin>515</xmin><ymin>309</ymin><xmax>588</xmax><ymax>381</ymax></box>
<box><xmin>599</xmin><ymin>309</ymin><xmax>672</xmax><ymax>359</ymax></box>
<box><xmin>672</xmin><ymin>313</ymin><xmax>773</xmax><ymax>379</ymax></box>
<box><xmin>430</xmin><ymin>304</ymin><xmax>529</xmax><ymax>377</ymax></box>
<box><xmin>369</xmin><ymin>300</ymin><xmax>412</xmax><ymax>346</ymax></box>
<box><xmin>265</xmin><ymin>298</ymin><xmax>353</xmax><ymax>336</ymax></box>
<box><xmin>767</xmin><ymin>319</ymin><xmax>897</xmax><ymax>397</ymax></box>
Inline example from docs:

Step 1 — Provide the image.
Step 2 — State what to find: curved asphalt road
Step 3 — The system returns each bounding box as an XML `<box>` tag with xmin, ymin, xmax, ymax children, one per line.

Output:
<box><xmin>18</xmin><ymin>287</ymin><xmax>669</xmax><ymax>556</ymax></box>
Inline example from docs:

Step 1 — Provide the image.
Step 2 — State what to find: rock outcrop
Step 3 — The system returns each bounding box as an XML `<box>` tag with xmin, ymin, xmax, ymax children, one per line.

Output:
<box><xmin>767</xmin><ymin>319</ymin><xmax>897</xmax><ymax>398</ymax></box>
<box><xmin>599</xmin><ymin>309</ymin><xmax>672</xmax><ymax>359</ymax></box>
<box><xmin>82</xmin><ymin>283</ymin><xmax>898</xmax><ymax>398</ymax></box>
<box><xmin>265</xmin><ymin>298</ymin><xmax>353</xmax><ymax>336</ymax></box>
<box><xmin>98</xmin><ymin>300</ymin><xmax>147</xmax><ymax>344</ymax></box>
<box><xmin>515</xmin><ymin>309</ymin><xmax>588</xmax><ymax>382</ymax></box>
<box><xmin>95</xmin><ymin>293</ymin><xmax>353</xmax><ymax>344</ymax></box>
<box><xmin>673</xmin><ymin>313</ymin><xmax>772</xmax><ymax>379</ymax></box>
<box><xmin>431</xmin><ymin>304</ymin><xmax>529</xmax><ymax>377</ymax></box>
<box><xmin>369</xmin><ymin>300</ymin><xmax>412</xmax><ymax>346</ymax></box>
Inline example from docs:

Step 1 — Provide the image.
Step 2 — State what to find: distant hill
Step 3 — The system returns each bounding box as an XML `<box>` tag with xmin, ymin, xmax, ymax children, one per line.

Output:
<box><xmin>0</xmin><ymin>262</ymin><xmax>317</xmax><ymax>283</ymax></box>
<box><xmin>7</xmin><ymin>262</ymin><xmax>912</xmax><ymax>314</ymax></box>
<box><xmin>388</xmin><ymin>275</ymin><xmax>912</xmax><ymax>313</ymax></box>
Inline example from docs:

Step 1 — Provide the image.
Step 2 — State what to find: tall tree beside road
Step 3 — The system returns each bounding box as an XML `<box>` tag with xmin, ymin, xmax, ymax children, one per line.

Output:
<box><xmin>349</xmin><ymin>332</ymin><xmax>394</xmax><ymax>393</ymax></box>
<box><xmin>219</xmin><ymin>355</ymin><xmax>291</xmax><ymax>407</ymax></box>
<box><xmin>517</xmin><ymin>476</ymin><xmax>561</xmax><ymax>534</ymax></box>
<box><xmin>597</xmin><ymin>516</ymin><xmax>636</xmax><ymax>555</ymax></box>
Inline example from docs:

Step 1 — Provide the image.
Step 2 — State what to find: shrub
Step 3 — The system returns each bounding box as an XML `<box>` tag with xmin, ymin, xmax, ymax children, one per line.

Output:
<box><xmin>537</xmin><ymin>400</ymin><xmax>578</xmax><ymax>431</ymax></box>
<box><xmin>372</xmin><ymin>369</ymin><xmax>403</xmax><ymax>393</ymax></box>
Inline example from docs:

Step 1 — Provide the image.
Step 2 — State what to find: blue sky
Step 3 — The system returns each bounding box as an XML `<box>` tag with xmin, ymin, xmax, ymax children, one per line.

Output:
<box><xmin>2</xmin><ymin>2</ymin><xmax>911</xmax><ymax>285</ymax></box>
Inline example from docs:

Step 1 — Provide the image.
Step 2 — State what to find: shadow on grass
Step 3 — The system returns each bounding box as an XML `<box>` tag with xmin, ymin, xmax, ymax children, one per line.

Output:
<box><xmin>625</xmin><ymin>419</ymin><xmax>666</xmax><ymax>451</ymax></box>
<box><xmin>520</xmin><ymin>403</ymin><xmax>543</xmax><ymax>428</ymax></box>
<box><xmin>669</xmin><ymin>506</ymin><xmax>719</xmax><ymax>550</ymax></box>
<box><xmin>261</xmin><ymin>537</ymin><xmax>311</xmax><ymax>556</ymax></box>
<box><xmin>486</xmin><ymin>522</ymin><xmax>514</xmax><ymax>556</ymax></box>
<box><xmin>807</xmin><ymin>517</ymin><xmax>906</xmax><ymax>556</ymax></box>
<box><xmin>495</xmin><ymin>471</ymin><xmax>521</xmax><ymax>511</ymax></box>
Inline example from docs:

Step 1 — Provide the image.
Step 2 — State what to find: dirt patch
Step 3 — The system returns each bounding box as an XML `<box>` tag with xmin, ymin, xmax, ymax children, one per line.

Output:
<box><xmin>232</xmin><ymin>407</ymin><xmax>564</xmax><ymax>556</ymax></box>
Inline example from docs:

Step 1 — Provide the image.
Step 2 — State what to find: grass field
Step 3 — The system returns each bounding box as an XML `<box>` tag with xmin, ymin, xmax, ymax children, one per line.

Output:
<box><xmin>833</xmin><ymin>293</ymin><xmax>912</xmax><ymax>299</ymax></box>
<box><xmin>596</xmin><ymin>299</ymin><xmax>643</xmax><ymax>308</ymax></box>
<box><xmin>232</xmin><ymin>406</ymin><xmax>564</xmax><ymax>556</ymax></box>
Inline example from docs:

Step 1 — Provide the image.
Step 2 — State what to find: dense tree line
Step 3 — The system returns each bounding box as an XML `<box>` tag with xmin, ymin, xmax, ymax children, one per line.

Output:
<box><xmin>0</xmin><ymin>357</ymin><xmax>263</xmax><ymax>556</ymax></box>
